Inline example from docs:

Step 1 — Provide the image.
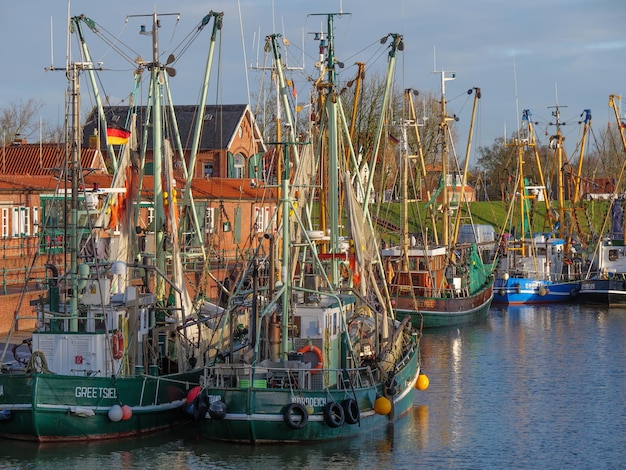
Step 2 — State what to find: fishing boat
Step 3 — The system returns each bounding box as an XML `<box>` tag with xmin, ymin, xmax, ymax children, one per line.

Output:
<box><xmin>579</xmin><ymin>95</ymin><xmax>626</xmax><ymax>306</ymax></box>
<box><xmin>0</xmin><ymin>10</ymin><xmax>224</xmax><ymax>442</ymax></box>
<box><xmin>381</xmin><ymin>76</ymin><xmax>494</xmax><ymax>328</ymax></box>
<box><xmin>191</xmin><ymin>14</ymin><xmax>423</xmax><ymax>444</ymax></box>
<box><xmin>493</xmin><ymin>109</ymin><xmax>585</xmax><ymax>304</ymax></box>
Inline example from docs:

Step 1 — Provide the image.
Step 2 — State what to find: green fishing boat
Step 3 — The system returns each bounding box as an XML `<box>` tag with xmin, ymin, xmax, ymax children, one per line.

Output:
<box><xmin>0</xmin><ymin>10</ymin><xmax>225</xmax><ymax>442</ymax></box>
<box><xmin>192</xmin><ymin>13</ymin><xmax>423</xmax><ymax>444</ymax></box>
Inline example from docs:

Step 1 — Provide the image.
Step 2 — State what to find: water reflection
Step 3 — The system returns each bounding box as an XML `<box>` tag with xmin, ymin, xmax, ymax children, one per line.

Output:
<box><xmin>416</xmin><ymin>304</ymin><xmax>626</xmax><ymax>468</ymax></box>
<box><xmin>1</xmin><ymin>305</ymin><xmax>624</xmax><ymax>468</ymax></box>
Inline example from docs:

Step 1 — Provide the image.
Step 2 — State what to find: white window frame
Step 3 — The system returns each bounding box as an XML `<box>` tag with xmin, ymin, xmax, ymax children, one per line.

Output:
<box><xmin>147</xmin><ymin>207</ymin><xmax>155</xmax><ymax>232</ymax></box>
<box><xmin>32</xmin><ymin>206</ymin><xmax>39</xmax><ymax>234</ymax></box>
<box><xmin>1</xmin><ymin>207</ymin><xmax>9</xmax><ymax>238</ymax></box>
<box><xmin>234</xmin><ymin>153</ymin><xmax>245</xmax><ymax>179</ymax></box>
<box><xmin>254</xmin><ymin>206</ymin><xmax>264</xmax><ymax>233</ymax></box>
<box><xmin>23</xmin><ymin>207</ymin><xmax>30</xmax><ymax>236</ymax></box>
<box><xmin>205</xmin><ymin>207</ymin><xmax>217</xmax><ymax>233</ymax></box>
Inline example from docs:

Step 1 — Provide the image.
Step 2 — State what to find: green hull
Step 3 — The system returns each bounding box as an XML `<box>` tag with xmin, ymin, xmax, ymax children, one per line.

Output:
<box><xmin>197</xmin><ymin>342</ymin><xmax>419</xmax><ymax>443</ymax></box>
<box><xmin>395</xmin><ymin>281</ymin><xmax>494</xmax><ymax>328</ymax></box>
<box><xmin>0</xmin><ymin>371</ymin><xmax>200</xmax><ymax>442</ymax></box>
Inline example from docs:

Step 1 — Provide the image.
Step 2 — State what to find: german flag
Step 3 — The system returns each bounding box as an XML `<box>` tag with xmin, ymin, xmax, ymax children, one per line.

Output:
<box><xmin>106</xmin><ymin>126</ymin><xmax>131</xmax><ymax>145</ymax></box>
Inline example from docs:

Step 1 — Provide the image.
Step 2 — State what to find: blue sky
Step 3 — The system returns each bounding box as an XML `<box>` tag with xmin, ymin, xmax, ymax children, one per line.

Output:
<box><xmin>1</xmin><ymin>0</ymin><xmax>625</xmax><ymax>161</ymax></box>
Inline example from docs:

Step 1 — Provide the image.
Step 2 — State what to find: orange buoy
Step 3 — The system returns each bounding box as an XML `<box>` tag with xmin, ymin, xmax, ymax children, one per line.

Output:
<box><xmin>374</xmin><ymin>396</ymin><xmax>391</xmax><ymax>415</ymax></box>
<box><xmin>416</xmin><ymin>373</ymin><xmax>430</xmax><ymax>391</ymax></box>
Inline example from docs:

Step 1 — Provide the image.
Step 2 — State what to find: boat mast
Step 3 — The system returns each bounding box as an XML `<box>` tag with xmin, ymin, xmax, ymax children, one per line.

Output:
<box><xmin>548</xmin><ymin>104</ymin><xmax>567</xmax><ymax>239</ymax></box>
<box><xmin>67</xmin><ymin>61</ymin><xmax>83</xmax><ymax>331</ymax></box>
<box><xmin>126</xmin><ymin>10</ymin><xmax>179</xmax><ymax>301</ymax></box>
<box><xmin>182</xmin><ymin>12</ymin><xmax>223</xmax><ymax>259</ymax></box>
<box><xmin>524</xmin><ymin>111</ymin><xmax>555</xmax><ymax>231</ymax></box>
<box><xmin>405</xmin><ymin>89</ymin><xmax>439</xmax><ymax>245</ymax></box>
<box><xmin>400</xmin><ymin>123</ymin><xmax>410</xmax><ymax>272</ymax></box>
<box><xmin>71</xmin><ymin>16</ymin><xmax>116</xmax><ymax>170</ymax></box>
<box><xmin>451</xmin><ymin>87</ymin><xmax>481</xmax><ymax>247</ymax></box>
<box><xmin>436</xmin><ymin>70</ymin><xmax>456</xmax><ymax>247</ymax></box>
<box><xmin>572</xmin><ymin>109</ymin><xmax>592</xmax><ymax>205</ymax></box>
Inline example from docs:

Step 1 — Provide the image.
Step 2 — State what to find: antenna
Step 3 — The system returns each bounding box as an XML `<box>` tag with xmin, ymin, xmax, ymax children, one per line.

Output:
<box><xmin>513</xmin><ymin>51</ymin><xmax>520</xmax><ymax>138</ymax></box>
<box><xmin>65</xmin><ymin>0</ymin><xmax>71</xmax><ymax>70</ymax></box>
<box><xmin>49</xmin><ymin>17</ymin><xmax>54</xmax><ymax>69</ymax></box>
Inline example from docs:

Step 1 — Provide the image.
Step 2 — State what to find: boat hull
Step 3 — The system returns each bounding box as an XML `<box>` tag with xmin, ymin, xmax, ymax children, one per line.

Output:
<box><xmin>393</xmin><ymin>282</ymin><xmax>494</xmax><ymax>328</ymax></box>
<box><xmin>0</xmin><ymin>371</ymin><xmax>200</xmax><ymax>442</ymax></box>
<box><xmin>196</xmin><ymin>344</ymin><xmax>419</xmax><ymax>443</ymax></box>
<box><xmin>578</xmin><ymin>278</ymin><xmax>626</xmax><ymax>306</ymax></box>
<box><xmin>492</xmin><ymin>277</ymin><xmax>580</xmax><ymax>305</ymax></box>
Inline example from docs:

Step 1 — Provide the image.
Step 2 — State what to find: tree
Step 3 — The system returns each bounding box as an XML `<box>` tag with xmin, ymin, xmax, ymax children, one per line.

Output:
<box><xmin>474</xmin><ymin>137</ymin><xmax>516</xmax><ymax>202</ymax></box>
<box><xmin>0</xmin><ymin>98</ymin><xmax>48</xmax><ymax>144</ymax></box>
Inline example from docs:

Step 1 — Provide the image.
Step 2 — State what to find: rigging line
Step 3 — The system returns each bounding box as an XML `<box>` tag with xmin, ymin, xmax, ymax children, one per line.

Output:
<box><xmin>92</xmin><ymin>18</ymin><xmax>133</xmax><ymax>64</ymax></box>
<box><xmin>87</xmin><ymin>19</ymin><xmax>141</xmax><ymax>66</ymax></box>
<box><xmin>169</xmin><ymin>26</ymin><xmax>204</xmax><ymax>63</ymax></box>
<box><xmin>164</xmin><ymin>13</ymin><xmax>180</xmax><ymax>55</ymax></box>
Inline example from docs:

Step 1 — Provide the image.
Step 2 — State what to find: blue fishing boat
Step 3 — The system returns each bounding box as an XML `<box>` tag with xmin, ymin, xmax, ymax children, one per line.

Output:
<box><xmin>493</xmin><ymin>109</ymin><xmax>583</xmax><ymax>305</ymax></box>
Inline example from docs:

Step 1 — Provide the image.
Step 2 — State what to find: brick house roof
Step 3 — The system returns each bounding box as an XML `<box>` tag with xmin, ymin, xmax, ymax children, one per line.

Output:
<box><xmin>0</xmin><ymin>174</ymin><xmax>276</xmax><ymax>201</ymax></box>
<box><xmin>83</xmin><ymin>104</ymin><xmax>266</xmax><ymax>153</ymax></box>
<box><xmin>0</xmin><ymin>143</ymin><xmax>108</xmax><ymax>176</ymax></box>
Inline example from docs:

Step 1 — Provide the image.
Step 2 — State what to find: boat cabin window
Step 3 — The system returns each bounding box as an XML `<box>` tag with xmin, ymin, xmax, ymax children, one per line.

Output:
<box><xmin>608</xmin><ymin>249</ymin><xmax>619</xmax><ymax>262</ymax></box>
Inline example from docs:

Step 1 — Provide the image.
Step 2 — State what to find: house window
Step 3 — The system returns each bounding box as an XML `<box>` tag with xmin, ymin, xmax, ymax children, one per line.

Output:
<box><xmin>205</xmin><ymin>207</ymin><xmax>218</xmax><ymax>233</ymax></box>
<box><xmin>254</xmin><ymin>206</ymin><xmax>264</xmax><ymax>233</ymax></box>
<box><xmin>24</xmin><ymin>207</ymin><xmax>30</xmax><ymax>236</ymax></box>
<box><xmin>253</xmin><ymin>206</ymin><xmax>273</xmax><ymax>233</ymax></box>
<box><xmin>32</xmin><ymin>207</ymin><xmax>39</xmax><ymax>233</ymax></box>
<box><xmin>1</xmin><ymin>208</ymin><xmax>8</xmax><ymax>238</ymax></box>
<box><xmin>11</xmin><ymin>207</ymin><xmax>28</xmax><ymax>237</ymax></box>
<box><xmin>234</xmin><ymin>153</ymin><xmax>245</xmax><ymax>179</ymax></box>
<box><xmin>203</xmin><ymin>162</ymin><xmax>214</xmax><ymax>178</ymax></box>
<box><xmin>147</xmin><ymin>207</ymin><xmax>155</xmax><ymax>232</ymax></box>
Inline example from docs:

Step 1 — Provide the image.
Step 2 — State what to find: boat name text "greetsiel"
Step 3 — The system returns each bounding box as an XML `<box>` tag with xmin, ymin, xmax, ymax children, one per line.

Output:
<box><xmin>75</xmin><ymin>387</ymin><xmax>118</xmax><ymax>399</ymax></box>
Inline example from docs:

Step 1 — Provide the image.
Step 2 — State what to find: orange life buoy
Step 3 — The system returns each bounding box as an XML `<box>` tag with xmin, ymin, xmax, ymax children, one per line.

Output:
<box><xmin>112</xmin><ymin>330</ymin><xmax>124</xmax><ymax>360</ymax></box>
<box><xmin>298</xmin><ymin>345</ymin><xmax>323</xmax><ymax>373</ymax></box>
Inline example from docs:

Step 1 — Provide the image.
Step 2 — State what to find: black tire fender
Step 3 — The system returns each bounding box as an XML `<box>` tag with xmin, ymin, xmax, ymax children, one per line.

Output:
<box><xmin>342</xmin><ymin>398</ymin><xmax>360</xmax><ymax>425</ymax></box>
<box><xmin>283</xmin><ymin>403</ymin><xmax>308</xmax><ymax>429</ymax></box>
<box><xmin>323</xmin><ymin>401</ymin><xmax>345</xmax><ymax>428</ymax></box>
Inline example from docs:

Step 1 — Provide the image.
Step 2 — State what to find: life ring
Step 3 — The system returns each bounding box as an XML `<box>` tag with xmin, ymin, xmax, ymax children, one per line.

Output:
<box><xmin>323</xmin><ymin>401</ymin><xmax>345</xmax><ymax>428</ymax></box>
<box><xmin>112</xmin><ymin>331</ymin><xmax>124</xmax><ymax>360</ymax></box>
<box><xmin>298</xmin><ymin>345</ymin><xmax>323</xmax><ymax>374</ymax></box>
<box><xmin>283</xmin><ymin>403</ymin><xmax>308</xmax><ymax>429</ymax></box>
<box><xmin>342</xmin><ymin>398</ymin><xmax>360</xmax><ymax>425</ymax></box>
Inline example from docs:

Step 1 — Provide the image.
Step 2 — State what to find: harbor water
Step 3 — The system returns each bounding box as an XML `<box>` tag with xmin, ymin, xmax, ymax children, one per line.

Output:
<box><xmin>1</xmin><ymin>304</ymin><xmax>624</xmax><ymax>469</ymax></box>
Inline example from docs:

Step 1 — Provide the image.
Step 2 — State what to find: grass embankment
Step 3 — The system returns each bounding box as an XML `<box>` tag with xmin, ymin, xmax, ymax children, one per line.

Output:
<box><xmin>372</xmin><ymin>199</ymin><xmax>612</xmax><ymax>246</ymax></box>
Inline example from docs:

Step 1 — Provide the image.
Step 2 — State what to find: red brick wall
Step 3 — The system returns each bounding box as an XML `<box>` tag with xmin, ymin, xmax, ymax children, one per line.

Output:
<box><xmin>0</xmin><ymin>291</ymin><xmax>41</xmax><ymax>333</ymax></box>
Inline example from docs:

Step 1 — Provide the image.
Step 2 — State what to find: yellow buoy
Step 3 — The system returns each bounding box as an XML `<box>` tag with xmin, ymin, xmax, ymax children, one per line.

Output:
<box><xmin>374</xmin><ymin>396</ymin><xmax>392</xmax><ymax>415</ymax></box>
<box><xmin>305</xmin><ymin>404</ymin><xmax>314</xmax><ymax>416</ymax></box>
<box><xmin>416</xmin><ymin>373</ymin><xmax>430</xmax><ymax>391</ymax></box>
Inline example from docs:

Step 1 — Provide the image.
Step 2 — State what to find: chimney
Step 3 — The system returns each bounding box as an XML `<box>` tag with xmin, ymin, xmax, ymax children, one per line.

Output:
<box><xmin>11</xmin><ymin>134</ymin><xmax>26</xmax><ymax>145</ymax></box>
<box><xmin>89</xmin><ymin>129</ymin><xmax>99</xmax><ymax>149</ymax></box>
